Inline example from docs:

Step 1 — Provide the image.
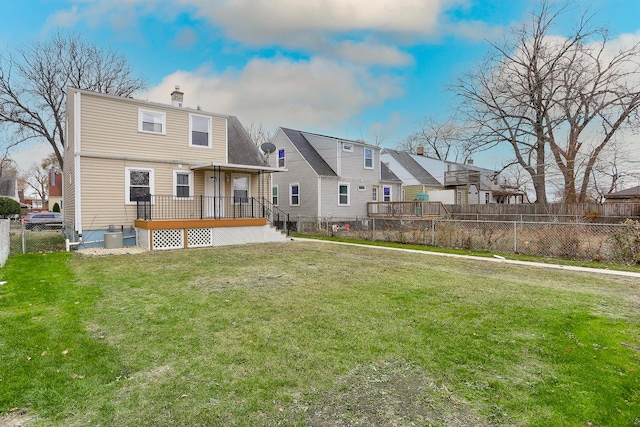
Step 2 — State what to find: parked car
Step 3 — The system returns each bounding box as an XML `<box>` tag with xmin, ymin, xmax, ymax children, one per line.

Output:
<box><xmin>22</xmin><ymin>212</ymin><xmax>63</xmax><ymax>231</ymax></box>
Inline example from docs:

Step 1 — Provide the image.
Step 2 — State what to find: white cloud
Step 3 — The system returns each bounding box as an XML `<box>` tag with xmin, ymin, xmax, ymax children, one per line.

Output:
<box><xmin>43</xmin><ymin>0</ymin><xmax>481</xmax><ymax>65</ymax></box>
<box><xmin>141</xmin><ymin>57</ymin><xmax>403</xmax><ymax>129</ymax></box>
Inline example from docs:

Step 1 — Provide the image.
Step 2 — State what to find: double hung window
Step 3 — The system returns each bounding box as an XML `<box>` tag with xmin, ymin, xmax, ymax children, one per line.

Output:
<box><xmin>190</xmin><ymin>114</ymin><xmax>211</xmax><ymax>147</ymax></box>
<box><xmin>126</xmin><ymin>167</ymin><xmax>154</xmax><ymax>204</ymax></box>
<box><xmin>289</xmin><ymin>183</ymin><xmax>300</xmax><ymax>206</ymax></box>
<box><xmin>139</xmin><ymin>109</ymin><xmax>165</xmax><ymax>134</ymax></box>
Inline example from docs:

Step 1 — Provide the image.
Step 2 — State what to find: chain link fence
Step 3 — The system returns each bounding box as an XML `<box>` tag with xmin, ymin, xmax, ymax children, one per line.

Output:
<box><xmin>294</xmin><ymin>215</ymin><xmax>640</xmax><ymax>263</ymax></box>
<box><xmin>9</xmin><ymin>219</ymin><xmax>67</xmax><ymax>256</ymax></box>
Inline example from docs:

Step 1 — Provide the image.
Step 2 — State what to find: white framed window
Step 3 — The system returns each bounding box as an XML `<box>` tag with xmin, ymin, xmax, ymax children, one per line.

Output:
<box><xmin>372</xmin><ymin>186</ymin><xmax>378</xmax><ymax>201</ymax></box>
<box><xmin>190</xmin><ymin>114</ymin><xmax>212</xmax><ymax>148</ymax></box>
<box><xmin>289</xmin><ymin>183</ymin><xmax>300</xmax><ymax>206</ymax></box>
<box><xmin>272</xmin><ymin>186</ymin><xmax>279</xmax><ymax>206</ymax></box>
<box><xmin>485</xmin><ymin>192</ymin><xmax>490</xmax><ymax>204</ymax></box>
<box><xmin>338</xmin><ymin>183</ymin><xmax>350</xmax><ymax>206</ymax></box>
<box><xmin>358</xmin><ymin>185</ymin><xmax>366</xmax><ymax>191</ymax></box>
<box><xmin>173</xmin><ymin>170</ymin><xmax>193</xmax><ymax>199</ymax></box>
<box><xmin>125</xmin><ymin>167</ymin><xmax>154</xmax><ymax>204</ymax></box>
<box><xmin>343</xmin><ymin>143</ymin><xmax>353</xmax><ymax>152</ymax></box>
<box><xmin>138</xmin><ymin>109</ymin><xmax>166</xmax><ymax>135</ymax></box>
<box><xmin>383</xmin><ymin>185</ymin><xmax>392</xmax><ymax>202</ymax></box>
<box><xmin>233</xmin><ymin>175</ymin><xmax>250</xmax><ymax>203</ymax></box>
<box><xmin>278</xmin><ymin>148</ymin><xmax>286</xmax><ymax>168</ymax></box>
<box><xmin>364</xmin><ymin>148</ymin><xmax>373</xmax><ymax>169</ymax></box>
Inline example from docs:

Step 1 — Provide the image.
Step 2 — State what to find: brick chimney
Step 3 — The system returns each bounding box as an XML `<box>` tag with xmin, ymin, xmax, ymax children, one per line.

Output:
<box><xmin>416</xmin><ymin>146</ymin><xmax>424</xmax><ymax>156</ymax></box>
<box><xmin>171</xmin><ymin>85</ymin><xmax>184</xmax><ymax>108</ymax></box>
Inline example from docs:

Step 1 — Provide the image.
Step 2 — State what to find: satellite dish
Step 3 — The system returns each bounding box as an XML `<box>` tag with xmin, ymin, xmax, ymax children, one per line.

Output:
<box><xmin>261</xmin><ymin>142</ymin><xmax>276</xmax><ymax>154</ymax></box>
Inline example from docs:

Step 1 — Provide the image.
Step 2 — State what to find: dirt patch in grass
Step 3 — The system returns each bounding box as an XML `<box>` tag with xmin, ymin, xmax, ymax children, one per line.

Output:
<box><xmin>301</xmin><ymin>360</ymin><xmax>490</xmax><ymax>426</ymax></box>
<box><xmin>0</xmin><ymin>409</ymin><xmax>34</xmax><ymax>427</ymax></box>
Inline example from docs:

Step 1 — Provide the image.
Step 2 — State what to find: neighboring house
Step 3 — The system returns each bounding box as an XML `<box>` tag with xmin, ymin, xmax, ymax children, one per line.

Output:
<box><xmin>48</xmin><ymin>169</ymin><xmax>63</xmax><ymax>212</ymax></box>
<box><xmin>64</xmin><ymin>87</ymin><xmax>286</xmax><ymax>250</ymax></box>
<box><xmin>381</xmin><ymin>148</ymin><xmax>527</xmax><ymax>204</ymax></box>
<box><xmin>605</xmin><ymin>185</ymin><xmax>640</xmax><ymax>202</ymax></box>
<box><xmin>0</xmin><ymin>170</ymin><xmax>19</xmax><ymax>202</ymax></box>
<box><xmin>268</xmin><ymin>128</ymin><xmax>402</xmax><ymax>222</ymax></box>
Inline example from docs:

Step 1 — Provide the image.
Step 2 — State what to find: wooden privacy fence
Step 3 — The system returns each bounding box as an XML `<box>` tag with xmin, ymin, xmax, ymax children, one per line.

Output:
<box><xmin>444</xmin><ymin>202</ymin><xmax>640</xmax><ymax>221</ymax></box>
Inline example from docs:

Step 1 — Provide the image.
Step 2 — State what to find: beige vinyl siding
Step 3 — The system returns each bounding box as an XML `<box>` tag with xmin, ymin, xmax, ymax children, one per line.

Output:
<box><xmin>79</xmin><ymin>157</ymin><xmax>196</xmax><ymax>230</ymax></box>
<box><xmin>64</xmin><ymin>91</ymin><xmax>77</xmax><ymax>230</ymax></box>
<box><xmin>79</xmin><ymin>92</ymin><xmax>227</xmax><ymax>164</ymax></box>
<box><xmin>212</xmin><ymin>116</ymin><xmax>227</xmax><ymax>162</ymax></box>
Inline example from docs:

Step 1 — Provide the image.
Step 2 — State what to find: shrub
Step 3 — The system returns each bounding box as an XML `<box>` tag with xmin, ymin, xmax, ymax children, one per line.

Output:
<box><xmin>0</xmin><ymin>197</ymin><xmax>20</xmax><ymax>218</ymax></box>
<box><xmin>609</xmin><ymin>219</ymin><xmax>640</xmax><ymax>264</ymax></box>
<box><xmin>52</xmin><ymin>202</ymin><xmax>60</xmax><ymax>212</ymax></box>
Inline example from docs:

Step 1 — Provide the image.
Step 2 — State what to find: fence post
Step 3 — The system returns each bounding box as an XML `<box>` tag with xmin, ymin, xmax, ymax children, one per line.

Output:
<box><xmin>22</xmin><ymin>220</ymin><xmax>26</xmax><ymax>254</ymax></box>
<box><xmin>513</xmin><ymin>221</ymin><xmax>517</xmax><ymax>253</ymax></box>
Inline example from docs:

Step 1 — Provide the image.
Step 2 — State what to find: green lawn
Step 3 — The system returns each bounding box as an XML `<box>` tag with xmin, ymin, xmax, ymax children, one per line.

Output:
<box><xmin>1</xmin><ymin>241</ymin><xmax>639</xmax><ymax>426</ymax></box>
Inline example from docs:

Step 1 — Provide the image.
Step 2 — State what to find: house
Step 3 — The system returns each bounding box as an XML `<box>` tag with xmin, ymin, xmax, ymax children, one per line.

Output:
<box><xmin>268</xmin><ymin>128</ymin><xmax>402</xmax><ymax>224</ymax></box>
<box><xmin>605</xmin><ymin>185</ymin><xmax>640</xmax><ymax>202</ymax></box>
<box><xmin>48</xmin><ymin>169</ymin><xmax>62</xmax><ymax>212</ymax></box>
<box><xmin>381</xmin><ymin>148</ymin><xmax>527</xmax><ymax>204</ymax></box>
<box><xmin>0</xmin><ymin>170</ymin><xmax>19</xmax><ymax>202</ymax></box>
<box><xmin>63</xmin><ymin>87</ymin><xmax>287</xmax><ymax>250</ymax></box>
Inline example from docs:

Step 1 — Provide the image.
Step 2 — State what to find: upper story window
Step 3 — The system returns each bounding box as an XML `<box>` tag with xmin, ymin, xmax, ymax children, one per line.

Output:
<box><xmin>173</xmin><ymin>170</ymin><xmax>193</xmax><ymax>198</ymax></box>
<box><xmin>364</xmin><ymin>148</ymin><xmax>373</xmax><ymax>169</ymax></box>
<box><xmin>343</xmin><ymin>143</ymin><xmax>353</xmax><ymax>152</ymax></box>
<box><xmin>290</xmin><ymin>183</ymin><xmax>299</xmax><ymax>206</ymax></box>
<box><xmin>125</xmin><ymin>167</ymin><xmax>154</xmax><ymax>204</ymax></box>
<box><xmin>138</xmin><ymin>109</ymin><xmax>166</xmax><ymax>135</ymax></box>
<box><xmin>338</xmin><ymin>183</ymin><xmax>350</xmax><ymax>206</ymax></box>
<box><xmin>190</xmin><ymin>114</ymin><xmax>212</xmax><ymax>148</ymax></box>
<box><xmin>278</xmin><ymin>148</ymin><xmax>285</xmax><ymax>168</ymax></box>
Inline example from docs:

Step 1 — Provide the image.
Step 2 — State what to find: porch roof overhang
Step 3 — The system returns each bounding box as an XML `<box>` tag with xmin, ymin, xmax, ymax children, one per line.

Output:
<box><xmin>190</xmin><ymin>162</ymin><xmax>286</xmax><ymax>173</ymax></box>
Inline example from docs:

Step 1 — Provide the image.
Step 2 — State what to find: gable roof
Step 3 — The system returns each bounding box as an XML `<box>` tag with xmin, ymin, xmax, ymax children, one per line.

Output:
<box><xmin>227</xmin><ymin>116</ymin><xmax>268</xmax><ymax>167</ymax></box>
<box><xmin>383</xmin><ymin>150</ymin><xmax>441</xmax><ymax>186</ymax></box>
<box><xmin>606</xmin><ymin>185</ymin><xmax>640</xmax><ymax>199</ymax></box>
<box><xmin>381</xmin><ymin>162</ymin><xmax>401</xmax><ymax>182</ymax></box>
<box><xmin>281</xmin><ymin>128</ymin><xmax>337</xmax><ymax>176</ymax></box>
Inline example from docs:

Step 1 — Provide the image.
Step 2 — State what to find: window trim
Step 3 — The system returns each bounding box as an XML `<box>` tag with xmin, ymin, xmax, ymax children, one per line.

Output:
<box><xmin>173</xmin><ymin>170</ymin><xmax>193</xmax><ymax>199</ymax></box>
<box><xmin>125</xmin><ymin>167</ymin><xmax>155</xmax><ymax>205</ymax></box>
<box><xmin>338</xmin><ymin>182</ymin><xmax>350</xmax><ymax>206</ymax></box>
<box><xmin>372</xmin><ymin>186</ymin><xmax>378</xmax><ymax>202</ymax></box>
<box><xmin>278</xmin><ymin>148</ymin><xmax>286</xmax><ymax>168</ymax></box>
<box><xmin>342</xmin><ymin>143</ymin><xmax>354</xmax><ymax>152</ymax></box>
<box><xmin>138</xmin><ymin>109</ymin><xmax>166</xmax><ymax>135</ymax></box>
<box><xmin>289</xmin><ymin>183</ymin><xmax>300</xmax><ymax>206</ymax></box>
<box><xmin>189</xmin><ymin>113</ymin><xmax>212</xmax><ymax>148</ymax></box>
<box><xmin>364</xmin><ymin>148</ymin><xmax>374</xmax><ymax>169</ymax></box>
<box><xmin>272</xmin><ymin>185</ymin><xmax>279</xmax><ymax>206</ymax></box>
<box><xmin>358</xmin><ymin>185</ymin><xmax>366</xmax><ymax>191</ymax></box>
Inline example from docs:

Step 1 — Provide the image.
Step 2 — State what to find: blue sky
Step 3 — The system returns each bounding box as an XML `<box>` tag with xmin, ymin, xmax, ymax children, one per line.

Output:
<box><xmin>3</xmin><ymin>0</ymin><xmax>639</xmax><ymax>171</ymax></box>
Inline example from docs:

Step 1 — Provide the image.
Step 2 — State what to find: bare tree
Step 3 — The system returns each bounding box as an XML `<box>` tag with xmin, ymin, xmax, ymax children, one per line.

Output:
<box><xmin>21</xmin><ymin>153</ymin><xmax>59</xmax><ymax>208</ymax></box>
<box><xmin>399</xmin><ymin>116</ymin><xmax>473</xmax><ymax>162</ymax></box>
<box><xmin>0</xmin><ymin>32</ymin><xmax>146</xmax><ymax>170</ymax></box>
<box><xmin>246</xmin><ymin>122</ymin><xmax>277</xmax><ymax>147</ymax></box>
<box><xmin>453</xmin><ymin>1</ymin><xmax>640</xmax><ymax>203</ymax></box>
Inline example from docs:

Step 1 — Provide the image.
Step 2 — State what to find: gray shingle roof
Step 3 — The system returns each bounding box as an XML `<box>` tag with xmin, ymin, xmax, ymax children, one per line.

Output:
<box><xmin>227</xmin><ymin>116</ymin><xmax>268</xmax><ymax>167</ymax></box>
<box><xmin>281</xmin><ymin>128</ymin><xmax>337</xmax><ymax>176</ymax></box>
<box><xmin>384</xmin><ymin>150</ymin><xmax>441</xmax><ymax>186</ymax></box>
<box><xmin>606</xmin><ymin>185</ymin><xmax>640</xmax><ymax>198</ymax></box>
<box><xmin>381</xmin><ymin>162</ymin><xmax>401</xmax><ymax>182</ymax></box>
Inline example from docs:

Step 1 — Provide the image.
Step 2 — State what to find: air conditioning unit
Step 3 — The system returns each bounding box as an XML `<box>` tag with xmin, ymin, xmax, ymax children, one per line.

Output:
<box><xmin>104</xmin><ymin>232</ymin><xmax>123</xmax><ymax>249</ymax></box>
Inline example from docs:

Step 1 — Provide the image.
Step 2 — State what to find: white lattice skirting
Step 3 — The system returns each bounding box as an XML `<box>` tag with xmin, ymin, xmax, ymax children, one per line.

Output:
<box><xmin>137</xmin><ymin>225</ymin><xmax>287</xmax><ymax>251</ymax></box>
